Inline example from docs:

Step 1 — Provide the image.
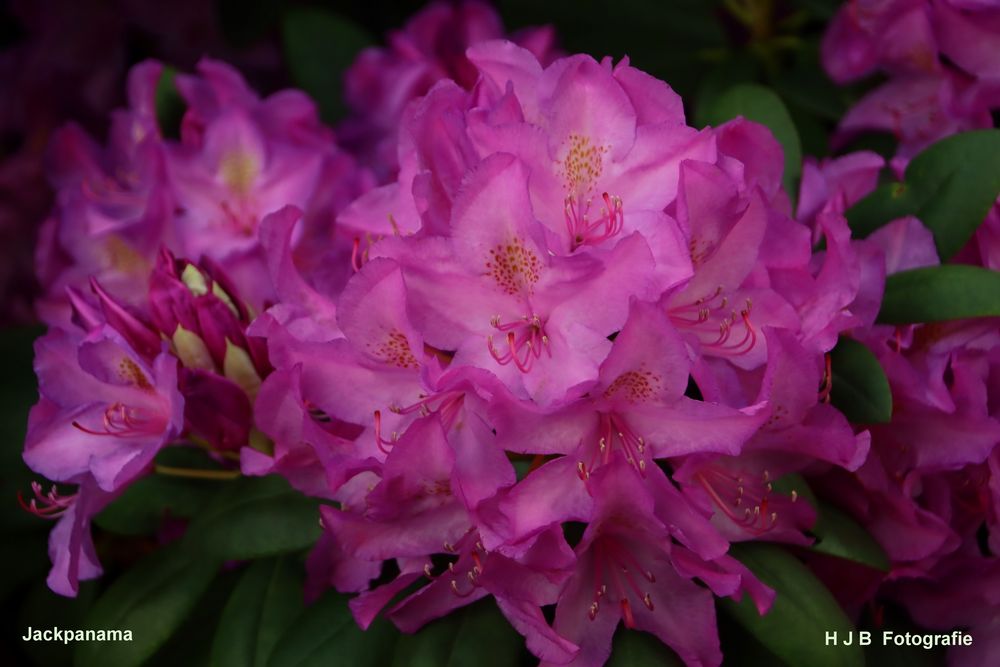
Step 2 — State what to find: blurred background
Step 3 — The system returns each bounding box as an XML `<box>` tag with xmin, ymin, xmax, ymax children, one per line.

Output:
<box><xmin>0</xmin><ymin>1</ymin><xmax>866</xmax><ymax>664</ymax></box>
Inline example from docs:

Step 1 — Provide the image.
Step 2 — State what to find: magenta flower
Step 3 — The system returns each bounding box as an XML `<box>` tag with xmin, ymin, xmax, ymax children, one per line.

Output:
<box><xmin>23</xmin><ymin>325</ymin><xmax>183</xmax><ymax>492</ymax></box>
<box><xmin>823</xmin><ymin>0</ymin><xmax>1000</xmax><ymax>158</ymax></box>
<box><xmin>545</xmin><ymin>458</ymin><xmax>770</xmax><ymax>667</ymax></box>
<box><xmin>339</xmin><ymin>0</ymin><xmax>559</xmax><ymax>177</ymax></box>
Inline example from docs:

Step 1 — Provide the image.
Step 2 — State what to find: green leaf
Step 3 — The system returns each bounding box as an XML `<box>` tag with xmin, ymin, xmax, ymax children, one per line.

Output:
<box><xmin>847</xmin><ymin>130</ymin><xmax>1000</xmax><ymax>259</ymax></box>
<box><xmin>211</xmin><ymin>558</ymin><xmax>305</xmax><ymax>667</ymax></box>
<box><xmin>773</xmin><ymin>475</ymin><xmax>889</xmax><ymax>571</ymax></box>
<box><xmin>184</xmin><ymin>475</ymin><xmax>322</xmax><ymax>561</ymax></box>
<box><xmin>845</xmin><ymin>182</ymin><xmax>913</xmax><ymax>239</ymax></box>
<box><xmin>147</xmin><ymin>568</ymin><xmax>243</xmax><ymax>667</ymax></box>
<box><xmin>812</xmin><ymin>502</ymin><xmax>890</xmax><ymax>572</ymax></box>
<box><xmin>155</xmin><ymin>66</ymin><xmax>184</xmax><ymax>140</ymax></box>
<box><xmin>282</xmin><ymin>8</ymin><xmax>373</xmax><ymax>123</ymax></box>
<box><xmin>390</xmin><ymin>598</ymin><xmax>524</xmax><ymax>667</ymax></box>
<box><xmin>607</xmin><ymin>630</ymin><xmax>684</xmax><ymax>667</ymax></box>
<box><xmin>75</xmin><ymin>544</ymin><xmax>219</xmax><ymax>667</ymax></box>
<box><xmin>721</xmin><ymin>543</ymin><xmax>862</xmax><ymax>667</ymax></box>
<box><xmin>877</xmin><ymin>265</ymin><xmax>1000</xmax><ymax>324</ymax></box>
<box><xmin>95</xmin><ymin>472</ymin><xmax>219</xmax><ymax>536</ymax></box>
<box><xmin>697</xmin><ymin>83</ymin><xmax>803</xmax><ymax>198</ymax></box>
<box><xmin>267</xmin><ymin>592</ymin><xmax>398</xmax><ymax>667</ymax></box>
<box><xmin>829</xmin><ymin>337</ymin><xmax>892</xmax><ymax>424</ymax></box>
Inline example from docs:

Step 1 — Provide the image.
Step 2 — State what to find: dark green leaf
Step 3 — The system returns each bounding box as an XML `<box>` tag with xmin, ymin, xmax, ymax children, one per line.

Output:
<box><xmin>282</xmin><ymin>8</ymin><xmax>373</xmax><ymax>123</ymax></box>
<box><xmin>95</xmin><ymin>473</ymin><xmax>218</xmax><ymax>536</ymax></box>
<box><xmin>845</xmin><ymin>182</ymin><xmax>913</xmax><ymax>239</ymax></box>
<box><xmin>147</xmin><ymin>568</ymin><xmax>243</xmax><ymax>667</ymax></box>
<box><xmin>607</xmin><ymin>629</ymin><xmax>684</xmax><ymax>667</ymax></box>
<box><xmin>812</xmin><ymin>502</ymin><xmax>890</xmax><ymax>572</ymax></box>
<box><xmin>721</xmin><ymin>543</ymin><xmax>862</xmax><ymax>667</ymax></box>
<box><xmin>829</xmin><ymin>337</ymin><xmax>892</xmax><ymax>424</ymax></box>
<box><xmin>184</xmin><ymin>475</ymin><xmax>322</xmax><ymax>561</ymax></box>
<box><xmin>267</xmin><ymin>592</ymin><xmax>397</xmax><ymax>667</ymax></box>
<box><xmin>697</xmin><ymin>83</ymin><xmax>803</xmax><ymax>198</ymax></box>
<box><xmin>847</xmin><ymin>130</ymin><xmax>1000</xmax><ymax>259</ymax></box>
<box><xmin>211</xmin><ymin>557</ymin><xmax>305</xmax><ymax>667</ymax></box>
<box><xmin>390</xmin><ymin>598</ymin><xmax>524</xmax><ymax>667</ymax></box>
<box><xmin>155</xmin><ymin>66</ymin><xmax>184</xmax><ymax>140</ymax></box>
<box><xmin>877</xmin><ymin>265</ymin><xmax>1000</xmax><ymax>324</ymax></box>
<box><xmin>773</xmin><ymin>476</ymin><xmax>889</xmax><ymax>571</ymax></box>
<box><xmin>75</xmin><ymin>544</ymin><xmax>219</xmax><ymax>667</ymax></box>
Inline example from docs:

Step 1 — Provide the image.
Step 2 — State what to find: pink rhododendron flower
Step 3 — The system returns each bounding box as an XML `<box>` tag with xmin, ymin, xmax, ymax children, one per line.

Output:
<box><xmin>339</xmin><ymin>0</ymin><xmax>559</xmax><ymax>178</ymax></box>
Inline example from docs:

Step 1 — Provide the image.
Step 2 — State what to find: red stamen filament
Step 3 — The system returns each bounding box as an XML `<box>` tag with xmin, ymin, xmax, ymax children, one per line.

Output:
<box><xmin>372</xmin><ymin>410</ymin><xmax>398</xmax><ymax>454</ymax></box>
<box><xmin>588</xmin><ymin>539</ymin><xmax>655</xmax><ymax>627</ymax></box>
<box><xmin>565</xmin><ymin>192</ymin><xmax>624</xmax><ymax>250</ymax></box>
<box><xmin>697</xmin><ymin>468</ymin><xmax>778</xmax><ymax>535</ymax></box>
<box><xmin>18</xmin><ymin>482</ymin><xmax>77</xmax><ymax>520</ymax></box>
<box><xmin>669</xmin><ymin>288</ymin><xmax>757</xmax><ymax>356</ymax></box>
<box><xmin>390</xmin><ymin>391</ymin><xmax>465</xmax><ymax>431</ymax></box>
<box><xmin>72</xmin><ymin>402</ymin><xmax>162</xmax><ymax>438</ymax></box>
<box><xmin>583</xmin><ymin>413</ymin><xmax>648</xmax><ymax>479</ymax></box>
<box><xmin>487</xmin><ymin>314</ymin><xmax>551</xmax><ymax>373</ymax></box>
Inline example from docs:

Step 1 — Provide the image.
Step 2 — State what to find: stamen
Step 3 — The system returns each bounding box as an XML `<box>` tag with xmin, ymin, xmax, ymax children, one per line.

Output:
<box><xmin>18</xmin><ymin>482</ymin><xmax>77</xmax><ymax>519</ymax></box>
<box><xmin>669</xmin><ymin>292</ymin><xmax>758</xmax><ymax>357</ymax></box>
<box><xmin>71</xmin><ymin>403</ymin><xmax>163</xmax><ymax>439</ymax></box>
<box><xmin>696</xmin><ymin>467</ymin><xmax>781</xmax><ymax>535</ymax></box>
<box><xmin>565</xmin><ymin>192</ymin><xmax>624</xmax><ymax>250</ymax></box>
<box><xmin>373</xmin><ymin>410</ymin><xmax>399</xmax><ymax>454</ymax></box>
<box><xmin>486</xmin><ymin>313</ymin><xmax>551</xmax><ymax>373</ymax></box>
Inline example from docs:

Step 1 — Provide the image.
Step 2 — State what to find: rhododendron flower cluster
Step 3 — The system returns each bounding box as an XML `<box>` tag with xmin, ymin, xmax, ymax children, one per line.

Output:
<box><xmin>823</xmin><ymin>0</ymin><xmax>1000</xmax><ymax>161</ymax></box>
<box><xmin>14</xmin><ymin>2</ymin><xmax>1000</xmax><ymax>666</ymax></box>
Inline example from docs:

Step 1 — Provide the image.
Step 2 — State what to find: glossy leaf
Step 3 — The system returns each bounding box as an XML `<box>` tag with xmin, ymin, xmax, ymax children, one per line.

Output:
<box><xmin>183</xmin><ymin>475</ymin><xmax>322</xmax><ymax>561</ymax></box>
<box><xmin>774</xmin><ymin>475</ymin><xmax>889</xmax><ymax>571</ymax></box>
<box><xmin>829</xmin><ymin>337</ymin><xmax>892</xmax><ymax>424</ymax></box>
<box><xmin>94</xmin><ymin>472</ymin><xmax>218</xmax><ymax>536</ymax></box>
<box><xmin>848</xmin><ymin>130</ymin><xmax>1000</xmax><ymax>259</ymax></box>
<box><xmin>211</xmin><ymin>557</ymin><xmax>305</xmax><ymax>667</ymax></box>
<box><xmin>75</xmin><ymin>544</ymin><xmax>219</xmax><ymax>667</ymax></box>
<box><xmin>698</xmin><ymin>83</ymin><xmax>803</xmax><ymax>197</ymax></box>
<box><xmin>812</xmin><ymin>502</ymin><xmax>890</xmax><ymax>572</ymax></box>
<box><xmin>721</xmin><ymin>543</ymin><xmax>861</xmax><ymax>667</ymax></box>
<box><xmin>147</xmin><ymin>569</ymin><xmax>242</xmax><ymax>667</ymax></box>
<box><xmin>390</xmin><ymin>598</ymin><xmax>524</xmax><ymax>667</ymax></box>
<box><xmin>877</xmin><ymin>265</ymin><xmax>1000</xmax><ymax>324</ymax></box>
<box><xmin>282</xmin><ymin>8</ymin><xmax>372</xmax><ymax>123</ymax></box>
<box><xmin>267</xmin><ymin>592</ymin><xmax>397</xmax><ymax>667</ymax></box>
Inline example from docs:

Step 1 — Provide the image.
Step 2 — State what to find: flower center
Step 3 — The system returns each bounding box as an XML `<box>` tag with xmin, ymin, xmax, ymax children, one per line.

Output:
<box><xmin>565</xmin><ymin>192</ymin><xmax>624</xmax><ymax>250</ymax></box>
<box><xmin>485</xmin><ymin>238</ymin><xmax>541</xmax><ymax>296</ymax></box>
<box><xmin>366</xmin><ymin>329</ymin><xmax>419</xmax><ymax>369</ymax></box>
<box><xmin>219</xmin><ymin>149</ymin><xmax>260</xmax><ymax>195</ymax></box>
<box><xmin>588</xmin><ymin>536</ymin><xmax>656</xmax><ymax>628</ymax></box>
<box><xmin>72</xmin><ymin>402</ymin><xmax>164</xmax><ymax>439</ymax></box>
<box><xmin>578</xmin><ymin>412</ymin><xmax>648</xmax><ymax>480</ymax></box>
<box><xmin>696</xmin><ymin>466</ymin><xmax>788</xmax><ymax>535</ymax></box>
